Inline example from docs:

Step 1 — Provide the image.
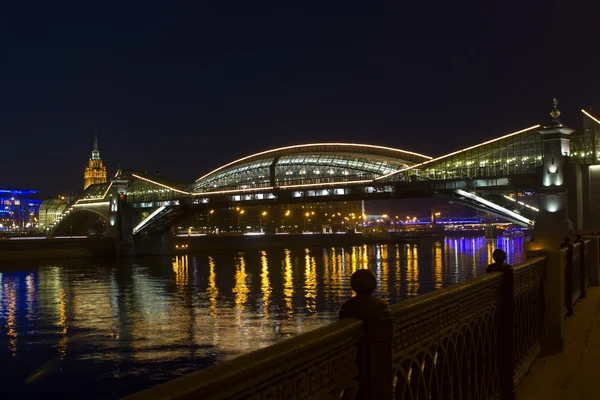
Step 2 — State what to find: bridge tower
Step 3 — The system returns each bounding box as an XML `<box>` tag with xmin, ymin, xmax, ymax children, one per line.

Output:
<box><xmin>530</xmin><ymin>99</ymin><xmax>575</xmax><ymax>249</ymax></box>
<box><xmin>108</xmin><ymin>178</ymin><xmax>138</xmax><ymax>256</ymax></box>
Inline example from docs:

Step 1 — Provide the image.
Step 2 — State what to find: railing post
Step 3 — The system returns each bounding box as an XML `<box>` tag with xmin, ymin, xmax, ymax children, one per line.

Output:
<box><xmin>340</xmin><ymin>269</ymin><xmax>393</xmax><ymax>400</ymax></box>
<box><xmin>487</xmin><ymin>263</ymin><xmax>515</xmax><ymax>400</ymax></box>
<box><xmin>565</xmin><ymin>247</ymin><xmax>574</xmax><ymax>316</ymax></box>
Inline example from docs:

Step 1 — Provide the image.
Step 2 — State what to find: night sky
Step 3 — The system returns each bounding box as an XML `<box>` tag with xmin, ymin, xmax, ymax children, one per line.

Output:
<box><xmin>1</xmin><ymin>1</ymin><xmax>598</xmax><ymax>197</ymax></box>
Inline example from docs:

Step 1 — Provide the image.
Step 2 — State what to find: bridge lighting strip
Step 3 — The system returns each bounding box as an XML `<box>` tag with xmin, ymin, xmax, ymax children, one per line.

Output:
<box><xmin>194</xmin><ymin>143</ymin><xmax>433</xmax><ymax>182</ymax></box>
<box><xmin>582</xmin><ymin>109</ymin><xmax>600</xmax><ymax>125</ymax></box>
<box><xmin>132</xmin><ymin>206</ymin><xmax>166</xmax><ymax>234</ymax></box>
<box><xmin>131</xmin><ymin>174</ymin><xmax>190</xmax><ymax>195</ymax></box>
<box><xmin>277</xmin><ymin>179</ymin><xmax>372</xmax><ymax>189</ymax></box>
<box><xmin>455</xmin><ymin>189</ymin><xmax>534</xmax><ymax>226</ymax></box>
<box><xmin>374</xmin><ymin>125</ymin><xmax>541</xmax><ymax>181</ymax></box>
<box><xmin>502</xmin><ymin>195</ymin><xmax>539</xmax><ymax>212</ymax></box>
<box><xmin>73</xmin><ymin>201</ymin><xmax>110</xmax><ymax>207</ymax></box>
<box><xmin>192</xmin><ymin>186</ymin><xmax>275</xmax><ymax>195</ymax></box>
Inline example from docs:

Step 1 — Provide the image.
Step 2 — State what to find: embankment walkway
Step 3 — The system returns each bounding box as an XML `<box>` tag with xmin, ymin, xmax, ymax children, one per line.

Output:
<box><xmin>517</xmin><ymin>286</ymin><xmax>600</xmax><ymax>400</ymax></box>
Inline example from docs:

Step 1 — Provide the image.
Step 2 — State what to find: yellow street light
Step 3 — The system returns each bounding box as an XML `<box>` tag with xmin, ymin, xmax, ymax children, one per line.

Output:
<box><xmin>285</xmin><ymin>210</ymin><xmax>291</xmax><ymax>217</ymax></box>
<box><xmin>260</xmin><ymin>211</ymin><xmax>268</xmax><ymax>232</ymax></box>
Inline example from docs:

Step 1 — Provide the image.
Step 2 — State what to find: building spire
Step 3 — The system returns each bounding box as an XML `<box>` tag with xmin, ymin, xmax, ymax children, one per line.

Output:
<box><xmin>91</xmin><ymin>125</ymin><xmax>101</xmax><ymax>160</ymax></box>
<box><xmin>93</xmin><ymin>125</ymin><xmax>98</xmax><ymax>151</ymax></box>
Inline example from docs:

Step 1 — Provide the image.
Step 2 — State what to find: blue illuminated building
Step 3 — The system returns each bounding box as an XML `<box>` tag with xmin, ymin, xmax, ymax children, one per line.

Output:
<box><xmin>0</xmin><ymin>189</ymin><xmax>42</xmax><ymax>232</ymax></box>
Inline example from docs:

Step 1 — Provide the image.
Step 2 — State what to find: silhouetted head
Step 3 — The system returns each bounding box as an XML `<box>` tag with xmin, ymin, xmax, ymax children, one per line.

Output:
<box><xmin>492</xmin><ymin>249</ymin><xmax>506</xmax><ymax>265</ymax></box>
<box><xmin>564</xmin><ymin>236</ymin><xmax>571</xmax><ymax>244</ymax></box>
<box><xmin>576</xmin><ymin>234</ymin><xmax>583</xmax><ymax>241</ymax></box>
<box><xmin>350</xmin><ymin>269</ymin><xmax>377</xmax><ymax>295</ymax></box>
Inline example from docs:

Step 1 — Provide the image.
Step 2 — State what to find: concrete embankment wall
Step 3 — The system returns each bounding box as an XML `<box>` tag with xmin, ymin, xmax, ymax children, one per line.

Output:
<box><xmin>172</xmin><ymin>233</ymin><xmax>427</xmax><ymax>252</ymax></box>
<box><xmin>0</xmin><ymin>238</ymin><xmax>116</xmax><ymax>262</ymax></box>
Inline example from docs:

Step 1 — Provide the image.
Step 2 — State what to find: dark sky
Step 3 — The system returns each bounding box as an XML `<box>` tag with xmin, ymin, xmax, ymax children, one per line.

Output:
<box><xmin>1</xmin><ymin>1</ymin><xmax>598</xmax><ymax>196</ymax></box>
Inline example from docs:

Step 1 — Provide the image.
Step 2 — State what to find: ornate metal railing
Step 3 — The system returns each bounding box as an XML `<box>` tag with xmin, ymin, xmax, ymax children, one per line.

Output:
<box><xmin>572</xmin><ymin>243</ymin><xmax>582</xmax><ymax>302</ymax></box>
<box><xmin>512</xmin><ymin>257</ymin><xmax>546</xmax><ymax>386</ymax></box>
<box><xmin>127</xmin><ymin>256</ymin><xmax>552</xmax><ymax>400</ymax></box>
<box><xmin>584</xmin><ymin>240</ymin><xmax>591</xmax><ymax>291</ymax></box>
<box><xmin>389</xmin><ymin>273</ymin><xmax>503</xmax><ymax>399</ymax></box>
<box><xmin>126</xmin><ymin>319</ymin><xmax>363</xmax><ymax>400</ymax></box>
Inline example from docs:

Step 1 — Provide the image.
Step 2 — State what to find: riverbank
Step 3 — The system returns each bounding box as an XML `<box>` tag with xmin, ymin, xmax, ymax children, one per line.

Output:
<box><xmin>172</xmin><ymin>231</ymin><xmax>445</xmax><ymax>252</ymax></box>
<box><xmin>0</xmin><ymin>238</ymin><xmax>115</xmax><ymax>263</ymax></box>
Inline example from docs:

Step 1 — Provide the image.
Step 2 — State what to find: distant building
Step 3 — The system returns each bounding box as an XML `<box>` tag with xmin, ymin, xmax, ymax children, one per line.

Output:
<box><xmin>0</xmin><ymin>189</ymin><xmax>41</xmax><ymax>232</ymax></box>
<box><xmin>38</xmin><ymin>198</ymin><xmax>68</xmax><ymax>232</ymax></box>
<box><xmin>83</xmin><ymin>127</ymin><xmax>107</xmax><ymax>189</ymax></box>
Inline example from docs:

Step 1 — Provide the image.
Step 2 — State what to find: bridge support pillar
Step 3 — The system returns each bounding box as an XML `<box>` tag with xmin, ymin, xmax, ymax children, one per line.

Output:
<box><xmin>527</xmin><ymin>191</ymin><xmax>572</xmax><ymax>252</ymax></box>
<box><xmin>132</xmin><ymin>230</ymin><xmax>175</xmax><ymax>256</ymax></box>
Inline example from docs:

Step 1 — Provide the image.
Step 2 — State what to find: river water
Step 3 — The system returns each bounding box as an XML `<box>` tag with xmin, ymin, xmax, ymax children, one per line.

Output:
<box><xmin>0</xmin><ymin>237</ymin><xmax>523</xmax><ymax>398</ymax></box>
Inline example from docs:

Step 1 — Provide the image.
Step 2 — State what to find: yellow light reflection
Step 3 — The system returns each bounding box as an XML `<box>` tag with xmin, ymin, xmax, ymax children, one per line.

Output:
<box><xmin>260</xmin><ymin>251</ymin><xmax>271</xmax><ymax>317</ymax></box>
<box><xmin>283</xmin><ymin>250</ymin><xmax>294</xmax><ymax>316</ymax></box>
<box><xmin>362</xmin><ymin>245</ymin><xmax>369</xmax><ymax>269</ymax></box>
<box><xmin>58</xmin><ymin>288</ymin><xmax>68</xmax><ymax>359</ymax></box>
<box><xmin>434</xmin><ymin>242</ymin><xmax>443</xmax><ymax>289</ymax></box>
<box><xmin>207</xmin><ymin>256</ymin><xmax>219</xmax><ymax>317</ymax></box>
<box><xmin>406</xmin><ymin>244</ymin><xmax>420</xmax><ymax>297</ymax></box>
<box><xmin>232</xmin><ymin>253</ymin><xmax>249</xmax><ymax>314</ymax></box>
<box><xmin>172</xmin><ymin>255</ymin><xmax>189</xmax><ymax>287</ymax></box>
<box><xmin>350</xmin><ymin>246</ymin><xmax>358</xmax><ymax>273</ymax></box>
<box><xmin>380</xmin><ymin>244</ymin><xmax>389</xmax><ymax>302</ymax></box>
<box><xmin>4</xmin><ymin>279</ymin><xmax>17</xmax><ymax>359</ymax></box>
<box><xmin>486</xmin><ymin>240</ymin><xmax>495</xmax><ymax>266</ymax></box>
<box><xmin>304</xmin><ymin>249</ymin><xmax>317</xmax><ymax>314</ymax></box>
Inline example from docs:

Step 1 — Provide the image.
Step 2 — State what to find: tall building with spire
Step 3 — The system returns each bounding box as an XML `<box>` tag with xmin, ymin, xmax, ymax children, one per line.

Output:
<box><xmin>83</xmin><ymin>126</ymin><xmax>107</xmax><ymax>189</ymax></box>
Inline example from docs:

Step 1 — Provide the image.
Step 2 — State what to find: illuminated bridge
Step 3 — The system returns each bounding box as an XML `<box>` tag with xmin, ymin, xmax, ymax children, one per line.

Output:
<box><xmin>49</xmin><ymin>108</ymin><xmax>600</xmax><ymax>248</ymax></box>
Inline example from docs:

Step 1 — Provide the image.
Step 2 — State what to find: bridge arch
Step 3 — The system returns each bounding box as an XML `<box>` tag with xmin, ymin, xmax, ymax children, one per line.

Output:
<box><xmin>52</xmin><ymin>208</ymin><xmax>110</xmax><ymax>237</ymax></box>
<box><xmin>188</xmin><ymin>143</ymin><xmax>431</xmax><ymax>194</ymax></box>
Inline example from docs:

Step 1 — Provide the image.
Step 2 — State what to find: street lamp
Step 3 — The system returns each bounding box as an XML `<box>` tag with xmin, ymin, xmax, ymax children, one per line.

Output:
<box><xmin>237</xmin><ymin>209</ymin><xmax>245</xmax><ymax>232</ymax></box>
<box><xmin>260</xmin><ymin>211</ymin><xmax>267</xmax><ymax>232</ymax></box>
<box><xmin>304</xmin><ymin>212</ymin><xmax>310</xmax><ymax>232</ymax></box>
<box><xmin>207</xmin><ymin>209</ymin><xmax>214</xmax><ymax>233</ymax></box>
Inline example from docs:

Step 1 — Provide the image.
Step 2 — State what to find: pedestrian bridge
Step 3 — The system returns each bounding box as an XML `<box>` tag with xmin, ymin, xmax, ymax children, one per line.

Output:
<box><xmin>49</xmin><ymin>109</ymin><xmax>600</xmax><ymax>237</ymax></box>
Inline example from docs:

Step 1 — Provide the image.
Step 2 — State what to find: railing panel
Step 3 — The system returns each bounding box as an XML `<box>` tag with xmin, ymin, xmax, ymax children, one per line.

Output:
<box><xmin>513</xmin><ymin>257</ymin><xmax>546</xmax><ymax>386</ymax></box>
<box><xmin>584</xmin><ymin>240</ymin><xmax>591</xmax><ymax>290</ymax></box>
<box><xmin>389</xmin><ymin>273</ymin><xmax>503</xmax><ymax>400</ymax></box>
<box><xmin>125</xmin><ymin>319</ymin><xmax>364</xmax><ymax>400</ymax></box>
<box><xmin>572</xmin><ymin>243</ymin><xmax>582</xmax><ymax>304</ymax></box>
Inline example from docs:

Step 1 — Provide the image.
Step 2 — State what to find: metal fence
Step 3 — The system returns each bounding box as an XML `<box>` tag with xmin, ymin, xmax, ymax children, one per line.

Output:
<box><xmin>126</xmin><ymin>257</ymin><xmax>548</xmax><ymax>400</ymax></box>
<box><xmin>565</xmin><ymin>240</ymin><xmax>592</xmax><ymax>316</ymax></box>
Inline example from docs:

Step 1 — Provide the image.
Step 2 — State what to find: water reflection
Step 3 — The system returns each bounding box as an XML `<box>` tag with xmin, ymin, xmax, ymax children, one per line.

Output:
<box><xmin>0</xmin><ymin>237</ymin><xmax>523</xmax><ymax>398</ymax></box>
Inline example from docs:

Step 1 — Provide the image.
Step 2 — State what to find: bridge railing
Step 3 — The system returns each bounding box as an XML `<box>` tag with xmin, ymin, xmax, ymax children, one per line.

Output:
<box><xmin>126</xmin><ymin>256</ymin><xmax>549</xmax><ymax>400</ymax></box>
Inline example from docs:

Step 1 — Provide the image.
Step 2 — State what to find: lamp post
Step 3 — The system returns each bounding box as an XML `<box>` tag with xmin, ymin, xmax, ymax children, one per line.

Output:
<box><xmin>260</xmin><ymin>211</ymin><xmax>267</xmax><ymax>232</ymax></box>
<box><xmin>207</xmin><ymin>209</ymin><xmax>214</xmax><ymax>233</ymax></box>
<box><xmin>284</xmin><ymin>210</ymin><xmax>291</xmax><ymax>232</ymax></box>
<box><xmin>304</xmin><ymin>212</ymin><xmax>310</xmax><ymax>232</ymax></box>
<box><xmin>237</xmin><ymin>209</ymin><xmax>245</xmax><ymax>232</ymax></box>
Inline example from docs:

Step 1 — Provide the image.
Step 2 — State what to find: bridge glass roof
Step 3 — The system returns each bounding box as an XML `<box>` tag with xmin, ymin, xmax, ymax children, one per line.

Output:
<box><xmin>570</xmin><ymin>110</ymin><xmax>600</xmax><ymax>164</ymax></box>
<box><xmin>77</xmin><ymin>183</ymin><xmax>112</xmax><ymax>202</ymax></box>
<box><xmin>378</xmin><ymin>126</ymin><xmax>544</xmax><ymax>182</ymax></box>
<box><xmin>189</xmin><ymin>144</ymin><xmax>431</xmax><ymax>193</ymax></box>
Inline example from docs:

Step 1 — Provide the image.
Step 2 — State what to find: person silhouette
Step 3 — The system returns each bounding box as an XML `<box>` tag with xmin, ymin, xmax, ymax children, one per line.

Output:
<box><xmin>560</xmin><ymin>236</ymin><xmax>573</xmax><ymax>249</ymax></box>
<box><xmin>486</xmin><ymin>249</ymin><xmax>512</xmax><ymax>272</ymax></box>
